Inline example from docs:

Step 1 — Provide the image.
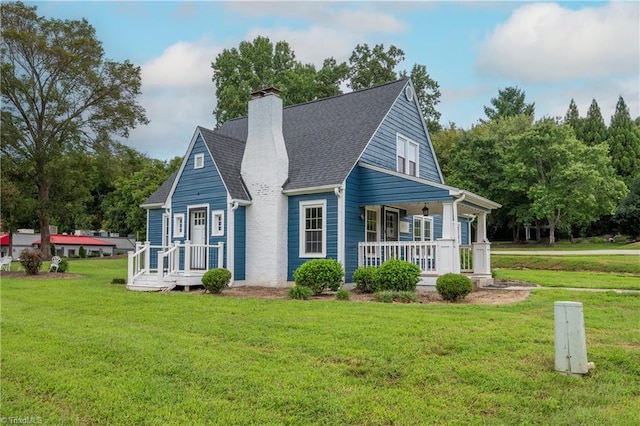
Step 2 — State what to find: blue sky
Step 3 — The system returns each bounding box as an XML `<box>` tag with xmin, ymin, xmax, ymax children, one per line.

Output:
<box><xmin>30</xmin><ymin>1</ymin><xmax>639</xmax><ymax>160</ymax></box>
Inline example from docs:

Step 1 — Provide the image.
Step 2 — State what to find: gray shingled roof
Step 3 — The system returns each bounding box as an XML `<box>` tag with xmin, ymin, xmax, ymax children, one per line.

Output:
<box><xmin>144</xmin><ymin>79</ymin><xmax>408</xmax><ymax>205</ymax></box>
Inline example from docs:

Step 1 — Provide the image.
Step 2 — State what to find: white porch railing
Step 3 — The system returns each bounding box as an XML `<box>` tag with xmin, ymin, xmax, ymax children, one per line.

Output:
<box><xmin>357</xmin><ymin>241</ymin><xmax>474</xmax><ymax>275</ymax></box>
<box><xmin>358</xmin><ymin>241</ymin><xmax>437</xmax><ymax>273</ymax></box>
<box><xmin>128</xmin><ymin>241</ymin><xmax>225</xmax><ymax>286</ymax></box>
<box><xmin>460</xmin><ymin>245</ymin><xmax>473</xmax><ymax>273</ymax></box>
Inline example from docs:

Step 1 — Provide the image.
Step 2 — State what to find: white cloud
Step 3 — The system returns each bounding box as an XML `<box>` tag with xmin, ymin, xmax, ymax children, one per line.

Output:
<box><xmin>477</xmin><ymin>2</ymin><xmax>640</xmax><ymax>82</ymax></box>
<box><xmin>142</xmin><ymin>39</ymin><xmax>220</xmax><ymax>89</ymax></box>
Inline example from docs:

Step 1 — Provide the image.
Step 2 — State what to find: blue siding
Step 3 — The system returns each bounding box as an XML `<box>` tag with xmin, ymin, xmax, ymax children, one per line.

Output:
<box><xmin>170</xmin><ymin>134</ymin><xmax>229</xmax><ymax>269</ymax></box>
<box><xmin>358</xmin><ymin>167</ymin><xmax>451</xmax><ymax>206</ymax></box>
<box><xmin>360</xmin><ymin>82</ymin><xmax>442</xmax><ymax>183</ymax></box>
<box><xmin>433</xmin><ymin>215</ymin><xmax>443</xmax><ymax>240</ymax></box>
<box><xmin>287</xmin><ymin>192</ymin><xmax>338</xmax><ymax>281</ymax></box>
<box><xmin>234</xmin><ymin>206</ymin><xmax>246</xmax><ymax>280</ymax></box>
<box><xmin>147</xmin><ymin>209</ymin><xmax>164</xmax><ymax>245</ymax></box>
<box><xmin>460</xmin><ymin>217</ymin><xmax>470</xmax><ymax>245</ymax></box>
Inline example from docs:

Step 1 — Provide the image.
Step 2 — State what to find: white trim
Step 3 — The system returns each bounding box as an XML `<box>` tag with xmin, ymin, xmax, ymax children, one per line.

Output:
<box><xmin>336</xmin><ymin>185</ymin><xmax>345</xmax><ymax>269</ymax></box>
<box><xmin>299</xmin><ymin>199</ymin><xmax>327</xmax><ymax>258</ymax></box>
<box><xmin>282</xmin><ymin>184</ymin><xmax>341</xmax><ymax>196</ymax></box>
<box><xmin>187</xmin><ymin>204</ymin><xmax>209</xmax><ymax>242</ymax></box>
<box><xmin>173</xmin><ymin>213</ymin><xmax>185</xmax><ymax>238</ymax></box>
<box><xmin>364</xmin><ymin>206</ymin><xmax>381</xmax><ymax>243</ymax></box>
<box><xmin>162</xmin><ymin>213</ymin><xmax>171</xmax><ymax>246</ymax></box>
<box><xmin>227</xmin><ymin>195</ymin><xmax>236</xmax><ymax>285</ymax></box>
<box><xmin>211</xmin><ymin>210</ymin><xmax>224</xmax><ymax>236</ymax></box>
<box><xmin>405</xmin><ymin>85</ymin><xmax>414</xmax><ymax>101</ymax></box>
<box><xmin>413</xmin><ymin>215</ymin><xmax>434</xmax><ymax>242</ymax></box>
<box><xmin>383</xmin><ymin>207</ymin><xmax>400</xmax><ymax>241</ymax></box>
<box><xmin>140</xmin><ymin>202</ymin><xmax>164</xmax><ymax>209</ymax></box>
<box><xmin>194</xmin><ymin>153</ymin><xmax>204</xmax><ymax>169</ymax></box>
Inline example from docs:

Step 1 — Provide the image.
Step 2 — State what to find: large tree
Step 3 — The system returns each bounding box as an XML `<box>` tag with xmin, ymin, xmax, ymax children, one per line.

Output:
<box><xmin>347</xmin><ymin>43</ymin><xmax>404</xmax><ymax>91</ymax></box>
<box><xmin>505</xmin><ymin>119</ymin><xmax>626</xmax><ymax>244</ymax></box>
<box><xmin>613</xmin><ymin>176</ymin><xmax>640</xmax><ymax>238</ymax></box>
<box><xmin>483</xmin><ymin>86</ymin><xmax>535</xmax><ymax>122</ymax></box>
<box><xmin>579</xmin><ymin>99</ymin><xmax>607</xmax><ymax>146</ymax></box>
<box><xmin>211</xmin><ymin>36</ymin><xmax>348</xmax><ymax>126</ymax></box>
<box><xmin>607</xmin><ymin>96</ymin><xmax>640</xmax><ymax>184</ymax></box>
<box><xmin>1</xmin><ymin>2</ymin><xmax>148</xmax><ymax>257</ymax></box>
<box><xmin>564</xmin><ymin>98</ymin><xmax>581</xmax><ymax>136</ymax></box>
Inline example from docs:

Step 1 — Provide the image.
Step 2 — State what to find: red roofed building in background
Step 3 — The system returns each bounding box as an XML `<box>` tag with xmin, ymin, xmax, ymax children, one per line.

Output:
<box><xmin>33</xmin><ymin>234</ymin><xmax>116</xmax><ymax>257</ymax></box>
<box><xmin>0</xmin><ymin>234</ymin><xmax>10</xmax><ymax>257</ymax></box>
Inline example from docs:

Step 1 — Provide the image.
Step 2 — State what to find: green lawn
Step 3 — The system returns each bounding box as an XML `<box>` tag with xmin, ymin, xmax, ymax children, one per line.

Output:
<box><xmin>492</xmin><ymin>241</ymin><xmax>640</xmax><ymax>251</ymax></box>
<box><xmin>494</xmin><ymin>269</ymin><xmax>640</xmax><ymax>291</ymax></box>
<box><xmin>2</xmin><ymin>259</ymin><xmax>639</xmax><ymax>424</ymax></box>
<box><xmin>492</xmin><ymin>255</ymin><xmax>640</xmax><ymax>274</ymax></box>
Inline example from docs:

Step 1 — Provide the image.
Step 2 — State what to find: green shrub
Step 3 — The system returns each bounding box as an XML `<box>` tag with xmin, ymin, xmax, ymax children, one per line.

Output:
<box><xmin>436</xmin><ymin>273</ymin><xmax>473</xmax><ymax>302</ymax></box>
<box><xmin>288</xmin><ymin>284</ymin><xmax>312</xmax><ymax>300</ymax></box>
<box><xmin>375</xmin><ymin>259</ymin><xmax>421</xmax><ymax>292</ymax></box>
<box><xmin>335</xmin><ymin>288</ymin><xmax>350</xmax><ymax>300</ymax></box>
<box><xmin>201</xmin><ymin>268</ymin><xmax>232</xmax><ymax>294</ymax></box>
<box><xmin>111</xmin><ymin>278</ymin><xmax>126</xmax><ymax>284</ymax></box>
<box><xmin>19</xmin><ymin>249</ymin><xmax>43</xmax><ymax>275</ymax></box>
<box><xmin>352</xmin><ymin>266</ymin><xmax>378</xmax><ymax>293</ymax></box>
<box><xmin>373</xmin><ymin>290</ymin><xmax>417</xmax><ymax>303</ymax></box>
<box><xmin>50</xmin><ymin>243</ymin><xmax>56</xmax><ymax>257</ymax></box>
<box><xmin>78</xmin><ymin>245</ymin><xmax>86</xmax><ymax>258</ymax></box>
<box><xmin>293</xmin><ymin>259</ymin><xmax>344</xmax><ymax>296</ymax></box>
<box><xmin>56</xmin><ymin>258</ymin><xmax>69</xmax><ymax>273</ymax></box>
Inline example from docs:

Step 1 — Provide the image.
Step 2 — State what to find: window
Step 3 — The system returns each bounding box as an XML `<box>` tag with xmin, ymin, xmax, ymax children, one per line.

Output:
<box><xmin>413</xmin><ymin>216</ymin><xmax>433</xmax><ymax>242</ymax></box>
<box><xmin>194</xmin><ymin>153</ymin><xmax>204</xmax><ymax>169</ymax></box>
<box><xmin>300</xmin><ymin>200</ymin><xmax>326</xmax><ymax>257</ymax></box>
<box><xmin>396</xmin><ymin>134</ymin><xmax>419</xmax><ymax>176</ymax></box>
<box><xmin>173</xmin><ymin>213</ymin><xmax>185</xmax><ymax>238</ymax></box>
<box><xmin>211</xmin><ymin>210</ymin><xmax>224</xmax><ymax>236</ymax></box>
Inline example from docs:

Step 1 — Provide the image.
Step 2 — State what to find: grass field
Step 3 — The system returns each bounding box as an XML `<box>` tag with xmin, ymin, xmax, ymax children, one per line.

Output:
<box><xmin>1</xmin><ymin>258</ymin><xmax>639</xmax><ymax>424</ymax></box>
<box><xmin>492</xmin><ymin>255</ymin><xmax>640</xmax><ymax>274</ymax></box>
<box><xmin>492</xmin><ymin>241</ymin><xmax>640</xmax><ymax>251</ymax></box>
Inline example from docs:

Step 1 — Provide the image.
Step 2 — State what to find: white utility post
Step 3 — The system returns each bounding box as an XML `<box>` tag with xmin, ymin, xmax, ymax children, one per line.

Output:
<box><xmin>554</xmin><ymin>301</ymin><xmax>595</xmax><ymax>376</ymax></box>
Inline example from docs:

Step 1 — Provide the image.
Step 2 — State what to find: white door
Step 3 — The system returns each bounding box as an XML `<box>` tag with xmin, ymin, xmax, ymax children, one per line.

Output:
<box><xmin>162</xmin><ymin>213</ymin><xmax>170</xmax><ymax>247</ymax></box>
<box><xmin>190</xmin><ymin>209</ymin><xmax>207</xmax><ymax>270</ymax></box>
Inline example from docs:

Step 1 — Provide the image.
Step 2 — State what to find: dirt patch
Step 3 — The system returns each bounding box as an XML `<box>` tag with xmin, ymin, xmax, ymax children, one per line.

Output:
<box><xmin>0</xmin><ymin>271</ymin><xmax>83</xmax><ymax>279</ymax></box>
<box><xmin>186</xmin><ymin>285</ymin><xmax>531</xmax><ymax>305</ymax></box>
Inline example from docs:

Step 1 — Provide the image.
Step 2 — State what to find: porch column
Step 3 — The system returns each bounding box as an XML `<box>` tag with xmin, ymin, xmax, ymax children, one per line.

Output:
<box><xmin>184</xmin><ymin>240</ymin><xmax>191</xmax><ymax>275</ymax></box>
<box><xmin>473</xmin><ymin>212</ymin><xmax>491</xmax><ymax>275</ymax></box>
<box><xmin>436</xmin><ymin>202</ymin><xmax>460</xmax><ymax>274</ymax></box>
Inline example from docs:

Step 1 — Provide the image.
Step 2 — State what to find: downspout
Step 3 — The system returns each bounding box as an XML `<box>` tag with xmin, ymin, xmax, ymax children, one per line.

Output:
<box><xmin>468</xmin><ymin>214</ymin><xmax>476</xmax><ymax>245</ymax></box>
<box><xmin>334</xmin><ymin>185</ymin><xmax>345</xmax><ymax>272</ymax></box>
<box><xmin>452</xmin><ymin>192</ymin><xmax>466</xmax><ymax>243</ymax></box>
<box><xmin>228</xmin><ymin>201</ymin><xmax>239</xmax><ymax>286</ymax></box>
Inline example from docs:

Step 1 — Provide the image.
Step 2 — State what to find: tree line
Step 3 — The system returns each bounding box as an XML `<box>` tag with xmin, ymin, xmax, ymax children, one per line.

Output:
<box><xmin>2</xmin><ymin>2</ymin><xmax>638</xmax><ymax>260</ymax></box>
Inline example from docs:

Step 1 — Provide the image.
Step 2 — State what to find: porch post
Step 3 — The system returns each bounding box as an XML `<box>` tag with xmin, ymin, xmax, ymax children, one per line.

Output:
<box><xmin>436</xmin><ymin>202</ymin><xmax>460</xmax><ymax>274</ymax></box>
<box><xmin>473</xmin><ymin>212</ymin><xmax>491</xmax><ymax>275</ymax></box>
<box><xmin>144</xmin><ymin>241</ymin><xmax>150</xmax><ymax>271</ymax></box>
<box><xmin>184</xmin><ymin>240</ymin><xmax>191</xmax><ymax>275</ymax></box>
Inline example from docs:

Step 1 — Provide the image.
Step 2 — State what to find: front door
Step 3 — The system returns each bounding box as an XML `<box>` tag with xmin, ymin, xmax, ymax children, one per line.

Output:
<box><xmin>190</xmin><ymin>209</ymin><xmax>207</xmax><ymax>270</ymax></box>
<box><xmin>384</xmin><ymin>210</ymin><xmax>399</xmax><ymax>241</ymax></box>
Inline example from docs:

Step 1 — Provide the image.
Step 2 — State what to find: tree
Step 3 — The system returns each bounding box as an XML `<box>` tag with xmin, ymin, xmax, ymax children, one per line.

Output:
<box><xmin>483</xmin><ymin>86</ymin><xmax>535</xmax><ymax>122</ymax></box>
<box><xmin>211</xmin><ymin>36</ymin><xmax>348</xmax><ymax>126</ymax></box>
<box><xmin>505</xmin><ymin>119</ymin><xmax>627</xmax><ymax>244</ymax></box>
<box><xmin>613</xmin><ymin>176</ymin><xmax>640</xmax><ymax>238</ymax></box>
<box><xmin>1</xmin><ymin>2</ymin><xmax>148</xmax><ymax>258</ymax></box>
<box><xmin>607</xmin><ymin>96</ymin><xmax>640</xmax><ymax>184</ymax></box>
<box><xmin>579</xmin><ymin>99</ymin><xmax>607</xmax><ymax>146</ymax></box>
<box><xmin>348</xmin><ymin>43</ymin><xmax>404</xmax><ymax>91</ymax></box>
<box><xmin>564</xmin><ymin>98</ymin><xmax>581</xmax><ymax>136</ymax></box>
<box><xmin>102</xmin><ymin>158</ymin><xmax>181</xmax><ymax>237</ymax></box>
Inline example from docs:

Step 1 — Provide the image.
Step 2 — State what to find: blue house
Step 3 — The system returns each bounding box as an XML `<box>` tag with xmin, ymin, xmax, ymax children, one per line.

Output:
<box><xmin>127</xmin><ymin>79</ymin><xmax>500</xmax><ymax>291</ymax></box>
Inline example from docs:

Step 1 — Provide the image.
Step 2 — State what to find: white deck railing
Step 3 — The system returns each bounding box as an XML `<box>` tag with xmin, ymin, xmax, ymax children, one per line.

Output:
<box><xmin>358</xmin><ymin>241</ymin><xmax>437</xmax><ymax>273</ymax></box>
<box><xmin>358</xmin><ymin>241</ymin><xmax>475</xmax><ymax>275</ymax></box>
<box><xmin>127</xmin><ymin>241</ymin><xmax>225</xmax><ymax>286</ymax></box>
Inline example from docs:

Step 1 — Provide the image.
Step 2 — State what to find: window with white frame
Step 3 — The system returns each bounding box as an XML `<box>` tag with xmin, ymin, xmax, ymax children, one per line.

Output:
<box><xmin>396</xmin><ymin>134</ymin><xmax>419</xmax><ymax>176</ymax></box>
<box><xmin>173</xmin><ymin>213</ymin><xmax>185</xmax><ymax>238</ymax></box>
<box><xmin>300</xmin><ymin>200</ymin><xmax>326</xmax><ymax>257</ymax></box>
<box><xmin>413</xmin><ymin>216</ymin><xmax>433</xmax><ymax>242</ymax></box>
<box><xmin>211</xmin><ymin>210</ymin><xmax>224</xmax><ymax>236</ymax></box>
<box><xmin>194</xmin><ymin>153</ymin><xmax>204</xmax><ymax>169</ymax></box>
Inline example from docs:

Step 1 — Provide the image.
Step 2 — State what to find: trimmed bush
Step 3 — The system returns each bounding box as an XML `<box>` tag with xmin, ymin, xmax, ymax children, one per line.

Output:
<box><xmin>293</xmin><ymin>259</ymin><xmax>344</xmax><ymax>296</ymax></box>
<box><xmin>56</xmin><ymin>258</ymin><xmax>69</xmax><ymax>273</ymax></box>
<box><xmin>352</xmin><ymin>266</ymin><xmax>378</xmax><ymax>293</ymax></box>
<box><xmin>111</xmin><ymin>278</ymin><xmax>126</xmax><ymax>284</ymax></box>
<box><xmin>19</xmin><ymin>249</ymin><xmax>43</xmax><ymax>275</ymax></box>
<box><xmin>436</xmin><ymin>273</ymin><xmax>473</xmax><ymax>302</ymax></box>
<box><xmin>78</xmin><ymin>245</ymin><xmax>86</xmax><ymax>258</ymax></box>
<box><xmin>288</xmin><ymin>284</ymin><xmax>312</xmax><ymax>300</ymax></box>
<box><xmin>335</xmin><ymin>288</ymin><xmax>350</xmax><ymax>300</ymax></box>
<box><xmin>201</xmin><ymin>268</ymin><xmax>232</xmax><ymax>294</ymax></box>
<box><xmin>50</xmin><ymin>243</ymin><xmax>56</xmax><ymax>257</ymax></box>
<box><xmin>375</xmin><ymin>259</ymin><xmax>421</xmax><ymax>292</ymax></box>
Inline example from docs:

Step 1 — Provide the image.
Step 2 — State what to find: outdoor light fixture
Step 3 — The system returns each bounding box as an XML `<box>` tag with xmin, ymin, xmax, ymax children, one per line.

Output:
<box><xmin>422</xmin><ymin>203</ymin><xmax>429</xmax><ymax>216</ymax></box>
